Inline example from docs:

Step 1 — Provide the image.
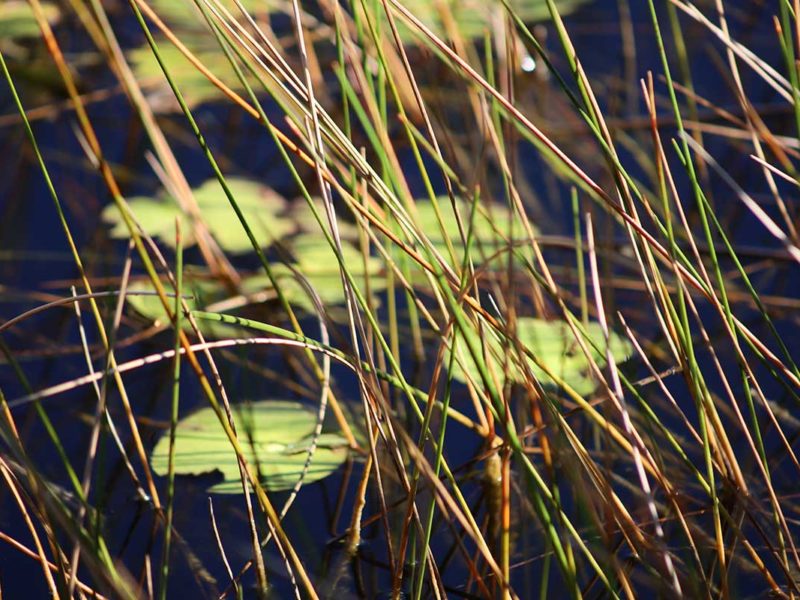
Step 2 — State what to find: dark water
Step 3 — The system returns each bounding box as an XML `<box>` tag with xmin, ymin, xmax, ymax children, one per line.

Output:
<box><xmin>1</xmin><ymin>0</ymin><xmax>796</xmax><ymax>597</ymax></box>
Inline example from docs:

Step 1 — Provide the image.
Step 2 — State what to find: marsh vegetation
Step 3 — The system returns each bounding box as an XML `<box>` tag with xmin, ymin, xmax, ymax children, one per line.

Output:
<box><xmin>1</xmin><ymin>0</ymin><xmax>799</xmax><ymax>598</ymax></box>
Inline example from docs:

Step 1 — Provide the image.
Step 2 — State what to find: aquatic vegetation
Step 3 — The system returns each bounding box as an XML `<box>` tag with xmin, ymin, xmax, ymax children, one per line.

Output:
<box><xmin>1</xmin><ymin>1</ymin><xmax>797</xmax><ymax>599</ymax></box>
<box><xmin>0</xmin><ymin>2</ymin><xmax>60</xmax><ymax>40</ymax></box>
<box><xmin>102</xmin><ymin>177</ymin><xmax>296</xmax><ymax>253</ymax></box>
<box><xmin>150</xmin><ymin>400</ymin><xmax>348</xmax><ymax>493</ymax></box>
<box><xmin>447</xmin><ymin>317</ymin><xmax>632</xmax><ymax>395</ymax></box>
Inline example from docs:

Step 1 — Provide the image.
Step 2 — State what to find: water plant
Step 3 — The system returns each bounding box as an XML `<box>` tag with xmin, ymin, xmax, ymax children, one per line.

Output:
<box><xmin>150</xmin><ymin>400</ymin><xmax>349</xmax><ymax>493</ymax></box>
<box><xmin>1</xmin><ymin>0</ymin><xmax>798</xmax><ymax>598</ymax></box>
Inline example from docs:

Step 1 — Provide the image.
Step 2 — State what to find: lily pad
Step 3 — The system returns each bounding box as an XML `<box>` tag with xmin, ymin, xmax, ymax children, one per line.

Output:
<box><xmin>144</xmin><ymin>0</ymin><xmax>266</xmax><ymax>30</ymax></box>
<box><xmin>292</xmin><ymin>235</ymin><xmax>381</xmax><ymax>274</ymax></box>
<box><xmin>0</xmin><ymin>2</ymin><xmax>67</xmax><ymax>101</ymax></box>
<box><xmin>360</xmin><ymin>0</ymin><xmax>591</xmax><ymax>44</ymax></box>
<box><xmin>290</xmin><ymin>199</ymin><xmax>361</xmax><ymax>241</ymax></box>
<box><xmin>448</xmin><ymin>317</ymin><xmax>632</xmax><ymax>396</ymax></box>
<box><xmin>124</xmin><ymin>277</ymin><xmax>248</xmax><ymax>339</ymax></box>
<box><xmin>129</xmin><ymin>35</ymin><xmax>251</xmax><ymax>111</ymax></box>
<box><xmin>103</xmin><ymin>178</ymin><xmax>296</xmax><ymax>253</ymax></box>
<box><xmin>0</xmin><ymin>1</ymin><xmax>60</xmax><ymax>40</ymax></box>
<box><xmin>414</xmin><ymin>198</ymin><xmax>520</xmax><ymax>246</ymax></box>
<box><xmin>240</xmin><ymin>234</ymin><xmax>385</xmax><ymax>313</ymax></box>
<box><xmin>124</xmin><ymin>233</ymin><xmax>385</xmax><ymax>331</ymax></box>
<box><xmin>290</xmin><ymin>235</ymin><xmax>385</xmax><ymax>309</ymax></box>
<box><xmin>150</xmin><ymin>400</ymin><xmax>349</xmax><ymax>493</ymax></box>
<box><xmin>128</xmin><ymin>0</ymin><xmax>271</xmax><ymax>111</ymax></box>
<box><xmin>407</xmin><ymin>198</ymin><xmax>535</xmax><ymax>274</ymax></box>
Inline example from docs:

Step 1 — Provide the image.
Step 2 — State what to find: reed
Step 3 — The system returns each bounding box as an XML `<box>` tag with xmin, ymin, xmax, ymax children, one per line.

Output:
<box><xmin>0</xmin><ymin>0</ymin><xmax>797</xmax><ymax>597</ymax></box>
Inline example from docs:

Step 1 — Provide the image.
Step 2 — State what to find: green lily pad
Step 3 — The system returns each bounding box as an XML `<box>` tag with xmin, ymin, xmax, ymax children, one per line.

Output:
<box><xmin>128</xmin><ymin>0</ymin><xmax>270</xmax><ymax>111</ymax></box>
<box><xmin>239</xmin><ymin>234</ymin><xmax>385</xmax><ymax>313</ymax></box>
<box><xmin>292</xmin><ymin>235</ymin><xmax>381</xmax><ymax>274</ymax></box>
<box><xmin>0</xmin><ymin>1</ymin><xmax>60</xmax><ymax>40</ymax></box>
<box><xmin>448</xmin><ymin>317</ymin><xmax>632</xmax><ymax>396</ymax></box>
<box><xmin>144</xmin><ymin>0</ymin><xmax>266</xmax><ymax>30</ymax></box>
<box><xmin>406</xmin><ymin>198</ymin><xmax>535</xmax><ymax>275</ymax></box>
<box><xmin>360</xmin><ymin>0</ymin><xmax>591</xmax><ymax>44</ymax></box>
<box><xmin>288</xmin><ymin>235</ymin><xmax>385</xmax><ymax>310</ymax></box>
<box><xmin>0</xmin><ymin>2</ymin><xmax>67</xmax><ymax>101</ymax></box>
<box><xmin>150</xmin><ymin>400</ymin><xmax>349</xmax><ymax>493</ymax></box>
<box><xmin>124</xmin><ymin>233</ymin><xmax>385</xmax><ymax>331</ymax></box>
<box><xmin>414</xmin><ymin>198</ymin><xmax>519</xmax><ymax>246</ymax></box>
<box><xmin>125</xmin><ymin>277</ymin><xmax>249</xmax><ymax>339</ymax></box>
<box><xmin>290</xmin><ymin>199</ymin><xmax>361</xmax><ymax>241</ymax></box>
<box><xmin>129</xmin><ymin>35</ymin><xmax>251</xmax><ymax>111</ymax></box>
<box><xmin>103</xmin><ymin>178</ymin><xmax>296</xmax><ymax>253</ymax></box>
<box><xmin>191</xmin><ymin>178</ymin><xmax>296</xmax><ymax>252</ymax></box>
<box><xmin>104</xmin><ymin>197</ymin><xmax>188</xmax><ymax>243</ymax></box>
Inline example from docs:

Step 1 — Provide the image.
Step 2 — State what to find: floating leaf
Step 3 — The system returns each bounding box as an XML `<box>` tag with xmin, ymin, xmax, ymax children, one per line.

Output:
<box><xmin>129</xmin><ymin>36</ymin><xmax>251</xmax><ymax>111</ymax></box>
<box><xmin>290</xmin><ymin>199</ymin><xmax>361</xmax><ymax>241</ymax></box>
<box><xmin>191</xmin><ymin>178</ymin><xmax>296</xmax><ymax>253</ymax></box>
<box><xmin>362</xmin><ymin>0</ymin><xmax>591</xmax><ymax>44</ymax></box>
<box><xmin>0</xmin><ymin>1</ymin><xmax>60</xmax><ymax>40</ymax></box>
<box><xmin>0</xmin><ymin>2</ymin><xmax>67</xmax><ymax>101</ymax></box>
<box><xmin>125</xmin><ymin>277</ymin><xmax>249</xmax><ymax>339</ymax></box>
<box><xmin>104</xmin><ymin>197</ymin><xmax>189</xmax><ymax>243</ymax></box>
<box><xmin>414</xmin><ymin>199</ymin><xmax>519</xmax><ymax>247</ymax></box>
<box><xmin>407</xmin><ymin>198</ymin><xmax>535</xmax><ymax>276</ymax></box>
<box><xmin>130</xmin><ymin>0</ymin><xmax>589</xmax><ymax>110</ymax></box>
<box><xmin>102</xmin><ymin>178</ymin><xmax>296</xmax><ymax>253</ymax></box>
<box><xmin>275</xmin><ymin>235</ymin><xmax>385</xmax><ymax>311</ymax></box>
<box><xmin>144</xmin><ymin>0</ymin><xmax>266</xmax><ymax>30</ymax></box>
<box><xmin>124</xmin><ymin>235</ymin><xmax>385</xmax><ymax>332</ymax></box>
<box><xmin>150</xmin><ymin>400</ymin><xmax>349</xmax><ymax>493</ymax></box>
<box><xmin>292</xmin><ymin>235</ymin><xmax>380</xmax><ymax>274</ymax></box>
<box><xmin>448</xmin><ymin>318</ymin><xmax>632</xmax><ymax>396</ymax></box>
<box><xmin>128</xmin><ymin>0</ymin><xmax>270</xmax><ymax>110</ymax></box>
<box><xmin>235</xmin><ymin>234</ymin><xmax>384</xmax><ymax>313</ymax></box>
